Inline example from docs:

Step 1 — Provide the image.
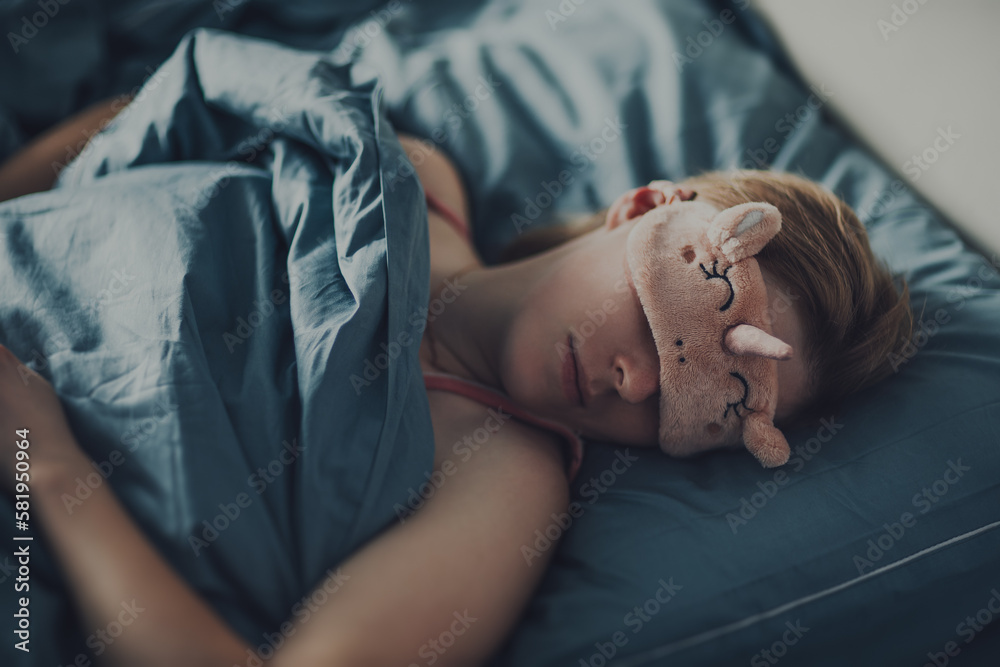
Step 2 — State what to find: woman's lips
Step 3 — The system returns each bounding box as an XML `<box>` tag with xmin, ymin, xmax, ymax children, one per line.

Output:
<box><xmin>562</xmin><ymin>334</ymin><xmax>584</xmax><ymax>407</ymax></box>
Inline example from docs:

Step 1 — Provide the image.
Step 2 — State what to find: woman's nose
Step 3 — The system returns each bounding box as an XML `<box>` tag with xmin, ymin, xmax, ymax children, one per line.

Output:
<box><xmin>615</xmin><ymin>354</ymin><xmax>660</xmax><ymax>404</ymax></box>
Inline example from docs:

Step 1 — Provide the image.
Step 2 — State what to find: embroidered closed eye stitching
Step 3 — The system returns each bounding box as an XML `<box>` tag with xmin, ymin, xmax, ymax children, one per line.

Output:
<box><xmin>723</xmin><ymin>371</ymin><xmax>755</xmax><ymax>419</ymax></box>
<box><xmin>699</xmin><ymin>260</ymin><xmax>734</xmax><ymax>311</ymax></box>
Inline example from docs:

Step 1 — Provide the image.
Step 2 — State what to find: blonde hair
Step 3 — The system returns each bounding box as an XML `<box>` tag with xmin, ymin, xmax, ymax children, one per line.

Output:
<box><xmin>498</xmin><ymin>170</ymin><xmax>914</xmax><ymax>428</ymax></box>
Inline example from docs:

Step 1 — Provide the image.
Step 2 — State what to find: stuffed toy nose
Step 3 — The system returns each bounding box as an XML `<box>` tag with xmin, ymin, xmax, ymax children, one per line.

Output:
<box><xmin>724</xmin><ymin>324</ymin><xmax>793</xmax><ymax>360</ymax></box>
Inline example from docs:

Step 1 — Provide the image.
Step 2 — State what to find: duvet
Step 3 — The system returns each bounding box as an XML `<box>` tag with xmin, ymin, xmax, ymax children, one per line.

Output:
<box><xmin>0</xmin><ymin>29</ymin><xmax>435</xmax><ymax>664</ymax></box>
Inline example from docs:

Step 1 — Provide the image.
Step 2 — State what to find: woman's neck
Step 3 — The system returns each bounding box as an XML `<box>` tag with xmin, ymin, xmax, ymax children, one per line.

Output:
<box><xmin>427</xmin><ymin>236</ymin><xmax>579</xmax><ymax>394</ymax></box>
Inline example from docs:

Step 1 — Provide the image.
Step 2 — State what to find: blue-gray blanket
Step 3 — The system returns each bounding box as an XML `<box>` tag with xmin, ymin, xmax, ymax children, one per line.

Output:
<box><xmin>0</xmin><ymin>29</ymin><xmax>437</xmax><ymax>664</ymax></box>
<box><xmin>2</xmin><ymin>1</ymin><xmax>999</xmax><ymax>666</ymax></box>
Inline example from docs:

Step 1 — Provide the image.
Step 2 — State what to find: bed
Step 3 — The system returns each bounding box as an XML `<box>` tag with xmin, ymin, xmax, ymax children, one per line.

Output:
<box><xmin>1</xmin><ymin>1</ymin><xmax>998</xmax><ymax>665</ymax></box>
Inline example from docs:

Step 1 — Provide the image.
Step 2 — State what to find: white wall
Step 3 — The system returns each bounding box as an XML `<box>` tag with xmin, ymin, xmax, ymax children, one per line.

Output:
<box><xmin>751</xmin><ymin>0</ymin><xmax>1000</xmax><ymax>256</ymax></box>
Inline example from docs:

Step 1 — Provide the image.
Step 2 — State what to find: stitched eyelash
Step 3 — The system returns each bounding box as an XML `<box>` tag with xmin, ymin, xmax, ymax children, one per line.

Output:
<box><xmin>699</xmin><ymin>260</ymin><xmax>735</xmax><ymax>311</ymax></box>
<box><xmin>723</xmin><ymin>371</ymin><xmax>755</xmax><ymax>419</ymax></box>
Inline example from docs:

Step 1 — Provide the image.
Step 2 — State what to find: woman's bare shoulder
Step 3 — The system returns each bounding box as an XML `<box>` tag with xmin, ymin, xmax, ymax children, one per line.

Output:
<box><xmin>427</xmin><ymin>388</ymin><xmax>568</xmax><ymax>487</ymax></box>
<box><xmin>397</xmin><ymin>133</ymin><xmax>471</xmax><ymax>225</ymax></box>
<box><xmin>397</xmin><ymin>133</ymin><xmax>482</xmax><ymax>291</ymax></box>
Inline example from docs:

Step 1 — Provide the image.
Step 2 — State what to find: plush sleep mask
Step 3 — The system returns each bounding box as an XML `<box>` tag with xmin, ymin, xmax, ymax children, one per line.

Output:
<box><xmin>619</xmin><ymin>184</ymin><xmax>794</xmax><ymax>467</ymax></box>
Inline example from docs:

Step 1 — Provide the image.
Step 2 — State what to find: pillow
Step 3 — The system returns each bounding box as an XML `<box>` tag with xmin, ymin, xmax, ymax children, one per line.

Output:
<box><xmin>344</xmin><ymin>1</ymin><xmax>1000</xmax><ymax>664</ymax></box>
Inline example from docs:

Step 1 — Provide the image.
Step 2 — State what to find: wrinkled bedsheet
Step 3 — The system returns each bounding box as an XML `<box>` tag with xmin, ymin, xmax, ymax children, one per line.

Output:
<box><xmin>0</xmin><ymin>29</ymin><xmax>434</xmax><ymax>665</ymax></box>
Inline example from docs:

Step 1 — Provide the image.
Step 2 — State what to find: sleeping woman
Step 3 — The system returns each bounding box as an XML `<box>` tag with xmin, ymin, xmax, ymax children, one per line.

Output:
<box><xmin>0</xmin><ymin>97</ymin><xmax>912</xmax><ymax>666</ymax></box>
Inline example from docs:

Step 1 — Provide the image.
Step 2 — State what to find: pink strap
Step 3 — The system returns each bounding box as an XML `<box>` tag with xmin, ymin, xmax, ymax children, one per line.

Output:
<box><xmin>423</xmin><ymin>371</ymin><xmax>585</xmax><ymax>484</ymax></box>
<box><xmin>425</xmin><ymin>191</ymin><xmax>472</xmax><ymax>243</ymax></box>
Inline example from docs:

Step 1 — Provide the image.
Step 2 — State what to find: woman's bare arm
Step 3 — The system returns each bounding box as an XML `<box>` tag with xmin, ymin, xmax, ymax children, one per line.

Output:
<box><xmin>2</xmin><ymin>349</ymin><xmax>248</xmax><ymax>667</ymax></box>
<box><xmin>33</xmin><ymin>447</ymin><xmax>252</xmax><ymax>667</ymax></box>
<box><xmin>272</xmin><ymin>137</ymin><xmax>568</xmax><ymax>666</ymax></box>
<box><xmin>4</xmin><ymin>347</ymin><xmax>570</xmax><ymax>667</ymax></box>
<box><xmin>6</xmin><ymin>354</ymin><xmax>248</xmax><ymax>666</ymax></box>
<box><xmin>0</xmin><ymin>95</ymin><xmax>129</xmax><ymax>203</ymax></box>
<box><xmin>272</xmin><ymin>397</ymin><xmax>571</xmax><ymax>667</ymax></box>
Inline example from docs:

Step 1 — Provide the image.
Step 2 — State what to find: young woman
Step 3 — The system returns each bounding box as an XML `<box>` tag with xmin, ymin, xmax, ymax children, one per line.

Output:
<box><xmin>0</xmin><ymin>101</ymin><xmax>912</xmax><ymax>666</ymax></box>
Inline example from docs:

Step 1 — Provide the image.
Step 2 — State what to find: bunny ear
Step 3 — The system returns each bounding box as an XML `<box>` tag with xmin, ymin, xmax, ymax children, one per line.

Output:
<box><xmin>742</xmin><ymin>412</ymin><xmax>791</xmax><ymax>468</ymax></box>
<box><xmin>707</xmin><ymin>202</ymin><xmax>782</xmax><ymax>264</ymax></box>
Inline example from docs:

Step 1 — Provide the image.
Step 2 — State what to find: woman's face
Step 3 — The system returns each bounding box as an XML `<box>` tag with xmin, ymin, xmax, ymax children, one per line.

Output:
<box><xmin>498</xmin><ymin>185</ymin><xmax>811</xmax><ymax>449</ymax></box>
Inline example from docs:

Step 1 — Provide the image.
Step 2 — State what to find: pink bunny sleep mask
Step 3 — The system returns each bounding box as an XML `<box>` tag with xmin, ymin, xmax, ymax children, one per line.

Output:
<box><xmin>623</xmin><ymin>190</ymin><xmax>794</xmax><ymax>468</ymax></box>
